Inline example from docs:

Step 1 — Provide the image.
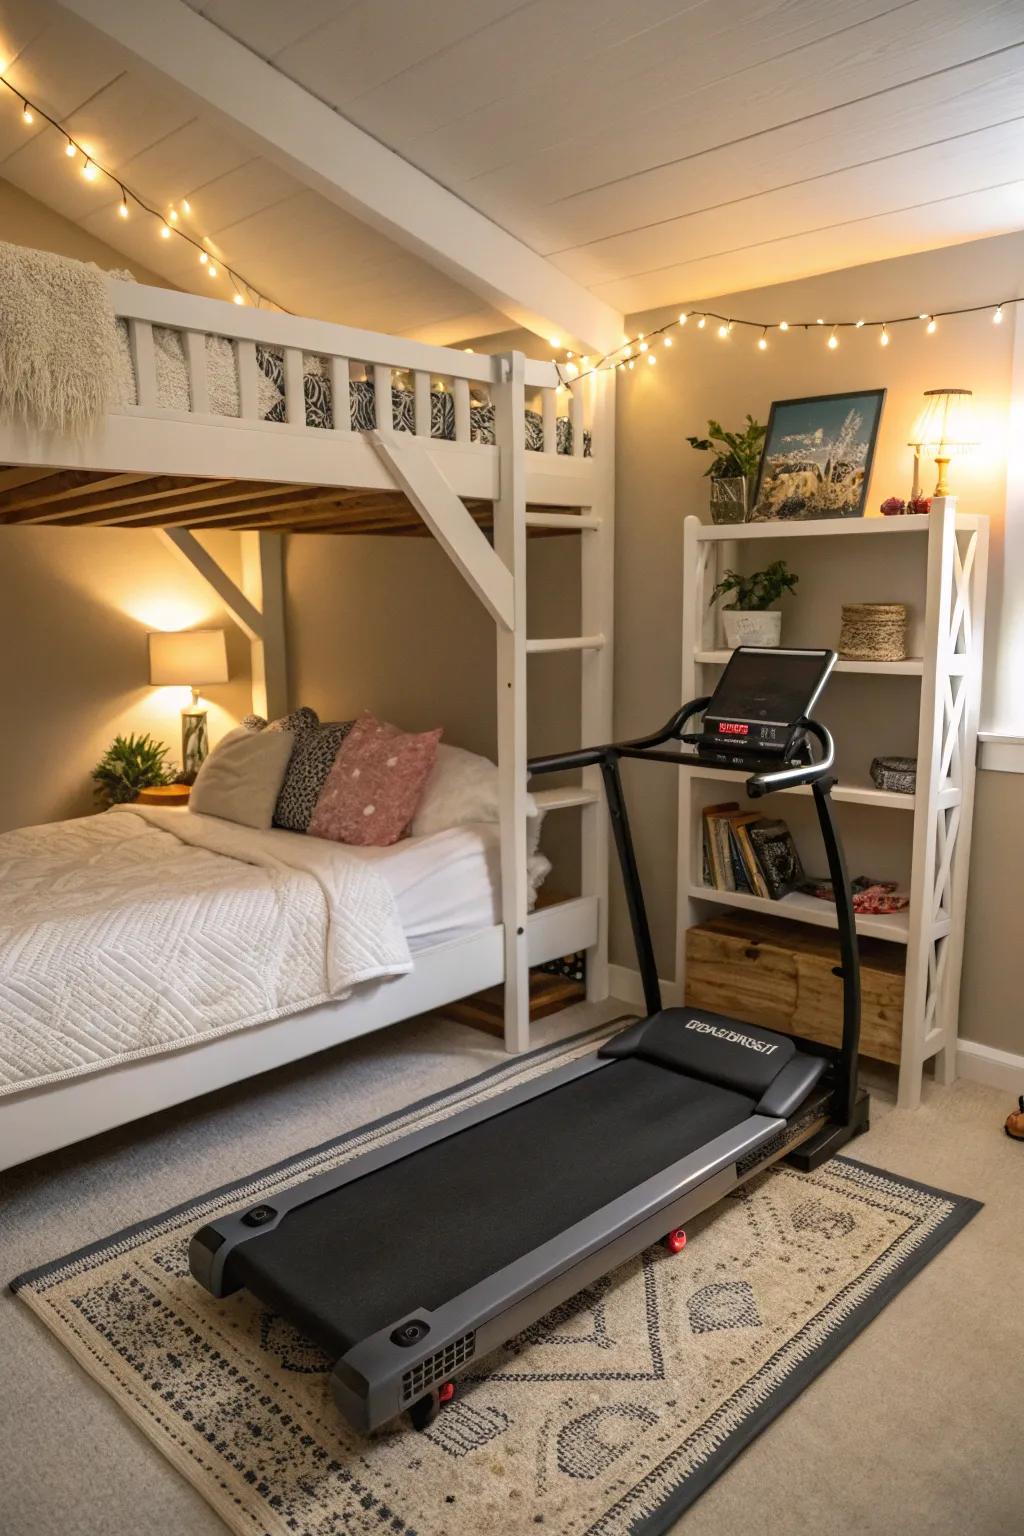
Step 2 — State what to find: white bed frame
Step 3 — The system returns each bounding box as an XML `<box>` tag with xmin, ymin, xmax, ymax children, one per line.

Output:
<box><xmin>0</xmin><ymin>280</ymin><xmax>615</xmax><ymax>1170</ymax></box>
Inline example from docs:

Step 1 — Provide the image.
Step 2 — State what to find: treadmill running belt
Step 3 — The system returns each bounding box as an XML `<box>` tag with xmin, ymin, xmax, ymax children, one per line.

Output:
<box><xmin>229</xmin><ymin>1058</ymin><xmax>755</xmax><ymax>1355</ymax></box>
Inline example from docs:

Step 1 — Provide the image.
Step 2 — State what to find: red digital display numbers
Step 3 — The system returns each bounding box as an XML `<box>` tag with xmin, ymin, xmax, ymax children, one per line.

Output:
<box><xmin>718</xmin><ymin>721</ymin><xmax>749</xmax><ymax>736</ymax></box>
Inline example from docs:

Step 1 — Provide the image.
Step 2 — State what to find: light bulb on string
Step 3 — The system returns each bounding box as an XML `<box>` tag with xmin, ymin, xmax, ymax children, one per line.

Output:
<box><xmin>827</xmin><ymin>327</ymin><xmax>839</xmax><ymax>350</ymax></box>
<box><xmin>628</xmin><ymin>359</ymin><xmax>635</xmax><ymax>370</ymax></box>
<box><xmin>918</xmin><ymin>313</ymin><xmax>928</xmax><ymax>321</ymax></box>
<box><xmin>926</xmin><ymin>316</ymin><xmax>937</xmax><ymax>334</ymax></box>
<box><xmin>717</xmin><ymin>323</ymin><xmax>729</xmax><ymax>338</ymax></box>
<box><xmin>993</xmin><ymin>306</ymin><xmax>1003</xmax><ymax>324</ymax></box>
<box><xmin>855</xmin><ymin>319</ymin><xmax>865</xmax><ymax>328</ymax></box>
<box><xmin>696</xmin><ymin>316</ymin><xmax>706</xmax><ymax>329</ymax></box>
<box><xmin>160</xmin><ymin>223</ymin><xmax>171</xmax><ymax>239</ymax></box>
<box><xmin>880</xmin><ymin>325</ymin><xmax>890</xmax><ymax>347</ymax></box>
<box><xmin>758</xmin><ymin>329</ymin><xmax>768</xmax><ymax>351</ymax></box>
<box><xmin>198</xmin><ymin>251</ymin><xmax>208</xmax><ymax>265</ymax></box>
<box><xmin>678</xmin><ymin>312</ymin><xmax>688</xmax><ymax>326</ymax></box>
<box><xmin>81</xmin><ymin>158</ymin><xmax>98</xmax><ymax>181</ymax></box>
<box><xmin>233</xmin><ymin>293</ymin><xmax>244</xmax><ymax>305</ymax></box>
<box><xmin>647</xmin><ymin>353</ymin><xmax>656</xmax><ymax>366</ymax></box>
<box><xmin>207</xmin><ymin>263</ymin><xmax>217</xmax><ymax>278</ymax></box>
<box><xmin>21</xmin><ymin>101</ymin><xmax>32</xmax><ymax>124</ymax></box>
<box><xmin>168</xmin><ymin>208</ymin><xmax>178</xmax><ymax>224</ymax></box>
<box><xmin>638</xmin><ymin>340</ymin><xmax>648</xmax><ymax>352</ymax></box>
<box><xmin>118</xmin><ymin>191</ymin><xmax>129</xmax><ymax>218</ymax></box>
<box><xmin>779</xmin><ymin>320</ymin><xmax>788</xmax><ymax>331</ymax></box>
<box><xmin>65</xmin><ymin>138</ymin><xmax>76</xmax><ymax>158</ymax></box>
<box><xmin>181</xmin><ymin>199</ymin><xmax>191</xmax><ymax>215</ymax></box>
<box><xmin>663</xmin><ymin>335</ymin><xmax>672</xmax><ymax>347</ymax></box>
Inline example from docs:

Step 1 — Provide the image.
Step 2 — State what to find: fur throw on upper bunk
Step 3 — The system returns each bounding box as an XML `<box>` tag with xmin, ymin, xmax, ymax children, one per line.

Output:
<box><xmin>0</xmin><ymin>240</ymin><xmax>122</xmax><ymax>435</ymax></box>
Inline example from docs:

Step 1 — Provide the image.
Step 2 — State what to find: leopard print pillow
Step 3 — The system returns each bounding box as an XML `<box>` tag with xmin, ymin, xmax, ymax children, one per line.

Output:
<box><xmin>270</xmin><ymin>712</ymin><xmax>354</xmax><ymax>832</ymax></box>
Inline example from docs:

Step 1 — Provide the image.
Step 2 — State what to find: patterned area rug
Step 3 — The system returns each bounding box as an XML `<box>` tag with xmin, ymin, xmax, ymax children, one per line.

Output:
<box><xmin>12</xmin><ymin>1024</ymin><xmax>979</xmax><ymax>1536</ymax></box>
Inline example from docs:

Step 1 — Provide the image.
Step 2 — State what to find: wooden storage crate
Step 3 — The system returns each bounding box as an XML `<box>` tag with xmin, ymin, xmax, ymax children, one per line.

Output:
<box><xmin>684</xmin><ymin>912</ymin><xmax>904</xmax><ymax>1064</ymax></box>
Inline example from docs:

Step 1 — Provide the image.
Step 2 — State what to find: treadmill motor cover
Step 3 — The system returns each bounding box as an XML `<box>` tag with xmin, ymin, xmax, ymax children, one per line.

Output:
<box><xmin>600</xmin><ymin>1007</ymin><xmax>797</xmax><ymax>1098</ymax></box>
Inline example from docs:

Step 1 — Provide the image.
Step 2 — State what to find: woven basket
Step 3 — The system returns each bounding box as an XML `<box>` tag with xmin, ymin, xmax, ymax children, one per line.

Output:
<box><xmin>870</xmin><ymin>756</ymin><xmax>917</xmax><ymax>794</ymax></box>
<box><xmin>839</xmin><ymin>603</ymin><xmax>907</xmax><ymax>662</ymax></box>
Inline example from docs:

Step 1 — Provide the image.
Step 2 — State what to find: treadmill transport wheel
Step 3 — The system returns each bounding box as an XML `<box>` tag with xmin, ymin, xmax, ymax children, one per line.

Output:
<box><xmin>663</xmin><ymin>1228</ymin><xmax>687</xmax><ymax>1254</ymax></box>
<box><xmin>409</xmin><ymin>1382</ymin><xmax>455</xmax><ymax>1431</ymax></box>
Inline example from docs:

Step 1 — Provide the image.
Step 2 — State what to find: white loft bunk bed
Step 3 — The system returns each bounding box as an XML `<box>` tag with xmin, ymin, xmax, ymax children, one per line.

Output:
<box><xmin>0</xmin><ymin>278</ymin><xmax>615</xmax><ymax>1169</ymax></box>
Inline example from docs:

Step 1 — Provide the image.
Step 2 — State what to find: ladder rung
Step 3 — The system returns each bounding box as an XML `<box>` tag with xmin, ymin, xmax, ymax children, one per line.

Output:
<box><xmin>525</xmin><ymin>512</ymin><xmax>602</xmax><ymax>531</ymax></box>
<box><xmin>532</xmin><ymin>785</ymin><xmax>600</xmax><ymax>812</ymax></box>
<box><xmin>526</xmin><ymin>634</ymin><xmax>605</xmax><ymax>654</ymax></box>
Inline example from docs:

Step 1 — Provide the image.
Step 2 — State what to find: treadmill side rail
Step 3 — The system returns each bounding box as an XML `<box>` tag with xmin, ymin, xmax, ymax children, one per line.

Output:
<box><xmin>331</xmin><ymin>1112</ymin><xmax>783</xmax><ymax>1433</ymax></box>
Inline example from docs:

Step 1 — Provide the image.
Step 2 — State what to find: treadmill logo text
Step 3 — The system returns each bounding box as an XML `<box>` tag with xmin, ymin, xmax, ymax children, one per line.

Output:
<box><xmin>685</xmin><ymin>1019</ymin><xmax>779</xmax><ymax>1054</ymax></box>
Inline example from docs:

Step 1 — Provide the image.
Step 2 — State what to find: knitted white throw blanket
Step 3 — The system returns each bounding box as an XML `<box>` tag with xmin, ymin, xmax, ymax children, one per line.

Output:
<box><xmin>0</xmin><ymin>240</ymin><xmax>119</xmax><ymax>434</ymax></box>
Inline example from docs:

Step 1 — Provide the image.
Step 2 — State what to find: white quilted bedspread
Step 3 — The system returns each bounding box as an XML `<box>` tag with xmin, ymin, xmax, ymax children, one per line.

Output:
<box><xmin>0</xmin><ymin>807</ymin><xmax>412</xmax><ymax>1097</ymax></box>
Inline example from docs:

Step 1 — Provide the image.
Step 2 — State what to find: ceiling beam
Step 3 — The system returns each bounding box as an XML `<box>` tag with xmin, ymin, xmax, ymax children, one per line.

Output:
<box><xmin>57</xmin><ymin>0</ymin><xmax>623</xmax><ymax>353</ymax></box>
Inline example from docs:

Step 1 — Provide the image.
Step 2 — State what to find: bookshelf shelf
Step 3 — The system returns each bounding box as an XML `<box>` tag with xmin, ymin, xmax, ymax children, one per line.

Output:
<box><xmin>687</xmin><ymin>883</ymin><xmax>912</xmax><ymax>944</ymax></box>
<box><xmin>677</xmin><ymin>498</ymin><xmax>989</xmax><ymax>1110</ymax></box>
<box><xmin>695</xmin><ymin>649</ymin><xmax>924</xmax><ymax>676</ymax></box>
<box><xmin>678</xmin><ymin>763</ymin><xmax>916</xmax><ymax>811</ymax></box>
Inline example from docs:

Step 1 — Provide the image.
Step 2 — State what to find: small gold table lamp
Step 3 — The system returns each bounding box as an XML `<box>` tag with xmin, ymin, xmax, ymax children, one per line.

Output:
<box><xmin>908</xmin><ymin>388</ymin><xmax>978</xmax><ymax>498</ymax></box>
<box><xmin>148</xmin><ymin>629</ymin><xmax>229</xmax><ymax>781</ymax></box>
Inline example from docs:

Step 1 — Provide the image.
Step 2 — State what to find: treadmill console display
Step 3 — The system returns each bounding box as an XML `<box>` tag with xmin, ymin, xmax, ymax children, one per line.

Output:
<box><xmin>699</xmin><ymin>646</ymin><xmax>835</xmax><ymax>767</ymax></box>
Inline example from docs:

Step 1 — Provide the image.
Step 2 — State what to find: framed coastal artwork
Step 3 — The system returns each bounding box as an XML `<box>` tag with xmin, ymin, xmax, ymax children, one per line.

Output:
<box><xmin>750</xmin><ymin>389</ymin><xmax>885</xmax><ymax>521</ymax></box>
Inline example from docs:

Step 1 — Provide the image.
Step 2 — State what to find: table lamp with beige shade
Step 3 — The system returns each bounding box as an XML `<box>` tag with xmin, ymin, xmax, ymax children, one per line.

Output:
<box><xmin>908</xmin><ymin>388</ymin><xmax>978</xmax><ymax>500</ymax></box>
<box><xmin>148</xmin><ymin>629</ymin><xmax>229</xmax><ymax>781</ymax></box>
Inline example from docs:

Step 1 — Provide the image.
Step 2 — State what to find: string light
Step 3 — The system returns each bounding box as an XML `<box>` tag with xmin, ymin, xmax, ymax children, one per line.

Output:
<box><xmin>647</xmin><ymin>353</ymin><xmax>656</xmax><ymax>365</ymax></box>
<box><xmin>696</xmin><ymin>316</ymin><xmax>706</xmax><ymax>329</ymax></box>
<box><xmin>779</xmin><ymin>320</ymin><xmax>789</xmax><ymax>331</ymax></box>
<box><xmin>0</xmin><ymin>69</ymin><xmax>279</xmax><ymax>311</ymax></box>
<box><xmin>994</xmin><ymin>306</ymin><xmax>1003</xmax><ymax>324</ymax></box>
<box><xmin>758</xmin><ymin>329</ymin><xmax>768</xmax><ymax>351</ymax></box>
<box><xmin>663</xmin><ymin>335</ymin><xmax>672</xmax><ymax>347</ymax></box>
<box><xmin>855</xmin><ymin>318</ymin><xmax>865</xmax><ymax>328</ymax></box>
<box><xmin>827</xmin><ymin>327</ymin><xmax>839</xmax><ymax>350</ymax></box>
<box><xmin>198</xmin><ymin>250</ymin><xmax>208</xmax><ymax>265</ymax></box>
<box><xmin>638</xmin><ymin>339</ymin><xmax>649</xmax><ymax>352</ymax></box>
<box><xmin>880</xmin><ymin>325</ymin><xmax>890</xmax><ymax>347</ymax></box>
<box><xmin>678</xmin><ymin>312</ymin><xmax>688</xmax><ymax>326</ymax></box>
<box><xmin>926</xmin><ymin>316</ymin><xmax>937</xmax><ymax>334</ymax></box>
<box><xmin>207</xmin><ymin>263</ymin><xmax>218</xmax><ymax>278</ymax></box>
<box><xmin>717</xmin><ymin>323</ymin><xmax>729</xmax><ymax>338</ymax></box>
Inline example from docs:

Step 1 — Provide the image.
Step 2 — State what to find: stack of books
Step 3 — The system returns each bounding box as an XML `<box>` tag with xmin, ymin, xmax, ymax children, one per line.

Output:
<box><xmin>701</xmin><ymin>802</ymin><xmax>805</xmax><ymax>901</ymax></box>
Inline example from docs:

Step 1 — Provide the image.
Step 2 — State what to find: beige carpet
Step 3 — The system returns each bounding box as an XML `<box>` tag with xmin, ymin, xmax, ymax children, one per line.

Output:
<box><xmin>9</xmin><ymin>1017</ymin><xmax>980</xmax><ymax>1535</ymax></box>
<box><xmin>1</xmin><ymin>1002</ymin><xmax>1020</xmax><ymax>1536</ymax></box>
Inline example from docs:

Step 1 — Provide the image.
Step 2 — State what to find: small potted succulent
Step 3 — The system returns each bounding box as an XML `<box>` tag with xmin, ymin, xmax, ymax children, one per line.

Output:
<box><xmin>686</xmin><ymin>416</ymin><xmax>766</xmax><ymax>524</ymax></box>
<box><xmin>709</xmin><ymin>560</ymin><xmax>798</xmax><ymax>648</ymax></box>
<box><xmin>92</xmin><ymin>733</ymin><xmax>173</xmax><ymax>806</ymax></box>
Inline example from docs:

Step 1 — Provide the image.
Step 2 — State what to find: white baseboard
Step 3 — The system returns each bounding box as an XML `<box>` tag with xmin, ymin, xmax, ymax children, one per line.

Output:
<box><xmin>956</xmin><ymin>1038</ymin><xmax>1024</xmax><ymax>1093</ymax></box>
<box><xmin>608</xmin><ymin>964</ymin><xmax>683</xmax><ymax>1011</ymax></box>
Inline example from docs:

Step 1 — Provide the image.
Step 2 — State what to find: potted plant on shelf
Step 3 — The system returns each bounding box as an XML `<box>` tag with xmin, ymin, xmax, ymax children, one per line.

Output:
<box><xmin>709</xmin><ymin>560</ymin><xmax>798</xmax><ymax>648</ymax></box>
<box><xmin>92</xmin><ymin>733</ymin><xmax>173</xmax><ymax>806</ymax></box>
<box><xmin>686</xmin><ymin>416</ymin><xmax>766</xmax><ymax>524</ymax></box>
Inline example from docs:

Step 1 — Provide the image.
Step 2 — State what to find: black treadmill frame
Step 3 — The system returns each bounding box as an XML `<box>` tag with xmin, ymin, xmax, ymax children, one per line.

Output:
<box><xmin>190</xmin><ymin>649</ymin><xmax>868</xmax><ymax>1431</ymax></box>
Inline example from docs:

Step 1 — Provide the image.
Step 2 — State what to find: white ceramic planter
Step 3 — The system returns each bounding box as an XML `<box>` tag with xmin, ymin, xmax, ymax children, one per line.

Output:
<box><xmin>722</xmin><ymin>609</ymin><xmax>782</xmax><ymax>649</ymax></box>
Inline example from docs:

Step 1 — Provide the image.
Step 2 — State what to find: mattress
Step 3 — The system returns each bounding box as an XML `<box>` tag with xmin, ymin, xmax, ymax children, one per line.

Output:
<box><xmin>114</xmin><ymin>323</ymin><xmax>591</xmax><ymax>456</ymax></box>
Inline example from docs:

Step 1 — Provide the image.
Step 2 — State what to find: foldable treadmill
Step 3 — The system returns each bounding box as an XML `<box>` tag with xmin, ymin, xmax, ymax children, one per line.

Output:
<box><xmin>190</xmin><ymin>645</ymin><xmax>869</xmax><ymax>1433</ymax></box>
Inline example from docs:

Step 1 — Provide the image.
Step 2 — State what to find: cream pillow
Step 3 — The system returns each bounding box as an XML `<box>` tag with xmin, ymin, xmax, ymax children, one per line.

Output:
<box><xmin>190</xmin><ymin>726</ymin><xmax>294</xmax><ymax>830</ymax></box>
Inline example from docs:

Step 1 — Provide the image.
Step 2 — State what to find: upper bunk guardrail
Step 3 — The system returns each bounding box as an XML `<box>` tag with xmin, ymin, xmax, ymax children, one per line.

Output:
<box><xmin>108</xmin><ymin>280</ymin><xmax>589</xmax><ymax>460</ymax></box>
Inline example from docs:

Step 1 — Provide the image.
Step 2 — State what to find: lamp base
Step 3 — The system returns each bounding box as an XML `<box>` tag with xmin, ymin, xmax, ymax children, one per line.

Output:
<box><xmin>181</xmin><ymin>707</ymin><xmax>208</xmax><ymax>783</ymax></box>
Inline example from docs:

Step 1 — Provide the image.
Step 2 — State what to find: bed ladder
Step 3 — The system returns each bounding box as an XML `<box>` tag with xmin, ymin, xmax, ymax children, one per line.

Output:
<box><xmin>371</xmin><ymin>357</ymin><xmax>615</xmax><ymax>1053</ymax></box>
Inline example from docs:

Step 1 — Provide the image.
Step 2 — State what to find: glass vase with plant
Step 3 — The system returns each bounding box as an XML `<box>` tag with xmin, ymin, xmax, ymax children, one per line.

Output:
<box><xmin>92</xmin><ymin>733</ymin><xmax>173</xmax><ymax>806</ymax></box>
<box><xmin>709</xmin><ymin>559</ymin><xmax>798</xmax><ymax>649</ymax></box>
<box><xmin>687</xmin><ymin>416</ymin><xmax>766</xmax><ymax>524</ymax></box>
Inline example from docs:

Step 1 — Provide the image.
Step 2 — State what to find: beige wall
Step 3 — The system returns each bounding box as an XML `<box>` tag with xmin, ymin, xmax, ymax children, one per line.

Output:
<box><xmin>0</xmin><ymin>182</ymin><xmax>246</xmax><ymax>829</ymax></box>
<box><xmin>614</xmin><ymin>231</ymin><xmax>1023</xmax><ymax>1056</ymax></box>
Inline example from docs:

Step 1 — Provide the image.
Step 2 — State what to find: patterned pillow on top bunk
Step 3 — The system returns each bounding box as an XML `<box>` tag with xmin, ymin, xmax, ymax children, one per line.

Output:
<box><xmin>254</xmin><ymin>346</ymin><xmax>590</xmax><ymax>454</ymax></box>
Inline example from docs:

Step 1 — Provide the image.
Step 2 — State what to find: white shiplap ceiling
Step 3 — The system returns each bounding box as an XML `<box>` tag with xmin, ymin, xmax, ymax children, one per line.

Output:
<box><xmin>2</xmin><ymin>0</ymin><xmax>1024</xmax><ymax>341</ymax></box>
<box><xmin>183</xmin><ymin>0</ymin><xmax>1024</xmax><ymax>318</ymax></box>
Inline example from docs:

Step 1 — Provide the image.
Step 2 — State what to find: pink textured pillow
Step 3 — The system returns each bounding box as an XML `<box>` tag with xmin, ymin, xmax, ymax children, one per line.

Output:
<box><xmin>308</xmin><ymin>712</ymin><xmax>442</xmax><ymax>846</ymax></box>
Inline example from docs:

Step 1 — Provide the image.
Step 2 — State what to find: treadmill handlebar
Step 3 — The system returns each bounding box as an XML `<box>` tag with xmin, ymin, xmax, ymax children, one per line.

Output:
<box><xmin>528</xmin><ymin>701</ymin><xmax>835</xmax><ymax>798</ymax></box>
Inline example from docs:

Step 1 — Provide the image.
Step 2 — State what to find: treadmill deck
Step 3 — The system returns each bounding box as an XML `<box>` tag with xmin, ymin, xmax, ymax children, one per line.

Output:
<box><xmin>230</xmin><ymin>1058</ymin><xmax>756</xmax><ymax>1355</ymax></box>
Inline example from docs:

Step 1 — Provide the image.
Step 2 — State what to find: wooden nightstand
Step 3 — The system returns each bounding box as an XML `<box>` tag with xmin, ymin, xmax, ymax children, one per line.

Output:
<box><xmin>136</xmin><ymin>784</ymin><xmax>191</xmax><ymax>807</ymax></box>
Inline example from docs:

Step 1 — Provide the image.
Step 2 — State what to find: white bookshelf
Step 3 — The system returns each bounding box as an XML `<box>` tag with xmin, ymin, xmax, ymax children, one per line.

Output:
<box><xmin>676</xmin><ymin>498</ymin><xmax>988</xmax><ymax>1109</ymax></box>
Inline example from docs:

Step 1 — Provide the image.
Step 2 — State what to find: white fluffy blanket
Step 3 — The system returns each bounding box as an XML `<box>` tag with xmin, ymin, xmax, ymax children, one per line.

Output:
<box><xmin>0</xmin><ymin>240</ymin><xmax>120</xmax><ymax>434</ymax></box>
<box><xmin>0</xmin><ymin>807</ymin><xmax>411</xmax><ymax>1098</ymax></box>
